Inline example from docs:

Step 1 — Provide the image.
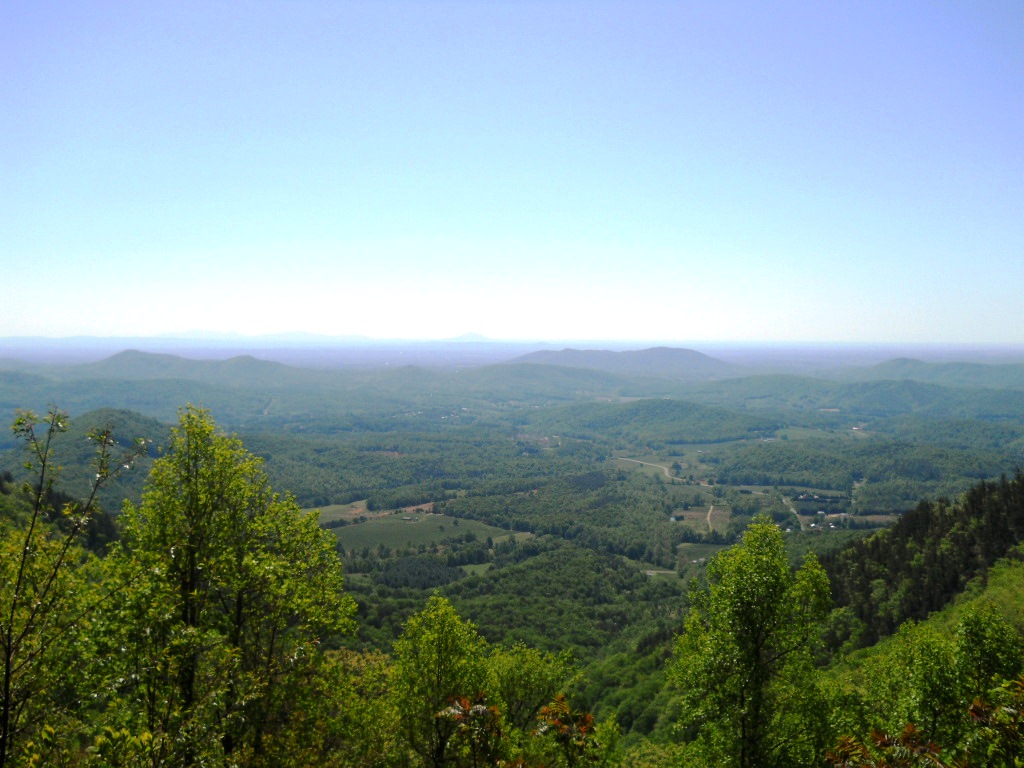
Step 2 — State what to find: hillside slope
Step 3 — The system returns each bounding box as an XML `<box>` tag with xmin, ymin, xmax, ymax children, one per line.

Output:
<box><xmin>823</xmin><ymin>471</ymin><xmax>1024</xmax><ymax>647</ymax></box>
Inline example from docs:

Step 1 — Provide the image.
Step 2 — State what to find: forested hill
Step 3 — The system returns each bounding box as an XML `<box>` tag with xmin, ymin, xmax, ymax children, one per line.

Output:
<box><xmin>676</xmin><ymin>374</ymin><xmax>1024</xmax><ymax>421</ymax></box>
<box><xmin>834</xmin><ymin>357</ymin><xmax>1024</xmax><ymax>390</ymax></box>
<box><xmin>510</xmin><ymin>346</ymin><xmax>746</xmax><ymax>381</ymax></box>
<box><xmin>0</xmin><ymin>351</ymin><xmax>681</xmax><ymax>428</ymax></box>
<box><xmin>523</xmin><ymin>398</ymin><xmax>779</xmax><ymax>444</ymax></box>
<box><xmin>823</xmin><ymin>471</ymin><xmax>1024</xmax><ymax>648</ymax></box>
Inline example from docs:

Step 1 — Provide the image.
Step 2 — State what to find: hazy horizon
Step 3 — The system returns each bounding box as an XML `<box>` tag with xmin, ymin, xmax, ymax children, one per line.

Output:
<box><xmin>4</xmin><ymin>331</ymin><xmax>1024</xmax><ymax>370</ymax></box>
<box><xmin>4</xmin><ymin>2</ymin><xmax>1022</xmax><ymax>345</ymax></box>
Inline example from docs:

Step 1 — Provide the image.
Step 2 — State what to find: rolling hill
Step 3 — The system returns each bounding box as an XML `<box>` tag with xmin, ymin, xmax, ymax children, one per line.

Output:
<box><xmin>509</xmin><ymin>346</ymin><xmax>746</xmax><ymax>381</ymax></box>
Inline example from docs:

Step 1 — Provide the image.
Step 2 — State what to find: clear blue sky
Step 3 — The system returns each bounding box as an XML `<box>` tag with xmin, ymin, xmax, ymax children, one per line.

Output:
<box><xmin>2</xmin><ymin>1</ymin><xmax>1022</xmax><ymax>344</ymax></box>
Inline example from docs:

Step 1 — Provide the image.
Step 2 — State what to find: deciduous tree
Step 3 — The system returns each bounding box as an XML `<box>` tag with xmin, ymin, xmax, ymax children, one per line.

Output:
<box><xmin>669</xmin><ymin>515</ymin><xmax>831</xmax><ymax>768</ymax></box>
<box><xmin>390</xmin><ymin>595</ymin><xmax>489</xmax><ymax>768</ymax></box>
<box><xmin>0</xmin><ymin>408</ymin><xmax>143</xmax><ymax>768</ymax></box>
<box><xmin>104</xmin><ymin>405</ymin><xmax>355</xmax><ymax>766</ymax></box>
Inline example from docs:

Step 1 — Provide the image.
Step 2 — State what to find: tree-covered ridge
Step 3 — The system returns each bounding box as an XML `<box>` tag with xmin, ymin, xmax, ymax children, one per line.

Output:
<box><xmin>824</xmin><ymin>471</ymin><xmax>1024</xmax><ymax>648</ymax></box>
<box><xmin>0</xmin><ymin>352</ymin><xmax>673</xmax><ymax>429</ymax></box>
<box><xmin>677</xmin><ymin>375</ymin><xmax>1024</xmax><ymax>422</ymax></box>
<box><xmin>510</xmin><ymin>346</ymin><xmax>745</xmax><ymax>381</ymax></box>
<box><xmin>0</xmin><ymin>408</ymin><xmax>165</xmax><ymax>514</ymax></box>
<box><xmin>521</xmin><ymin>398</ymin><xmax>780</xmax><ymax>445</ymax></box>
<box><xmin>834</xmin><ymin>357</ymin><xmax>1024</xmax><ymax>390</ymax></box>
<box><xmin>710</xmin><ymin>438</ymin><xmax>1013</xmax><ymax>511</ymax></box>
<box><xmin>10</xmin><ymin>350</ymin><xmax>1024</xmax><ymax>436</ymax></box>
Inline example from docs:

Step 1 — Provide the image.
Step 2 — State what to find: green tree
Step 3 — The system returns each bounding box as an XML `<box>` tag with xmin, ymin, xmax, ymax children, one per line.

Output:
<box><xmin>858</xmin><ymin>608</ymin><xmax>1024</xmax><ymax>753</ymax></box>
<box><xmin>864</xmin><ymin>622</ymin><xmax>961</xmax><ymax>746</ymax></box>
<box><xmin>391</xmin><ymin>595</ymin><xmax>489</xmax><ymax>768</ymax></box>
<box><xmin>487</xmin><ymin>642</ymin><xmax>576</xmax><ymax>733</ymax></box>
<box><xmin>104</xmin><ymin>405</ymin><xmax>355</xmax><ymax>766</ymax></box>
<box><xmin>0</xmin><ymin>408</ymin><xmax>143</xmax><ymax>768</ymax></box>
<box><xmin>669</xmin><ymin>515</ymin><xmax>832</xmax><ymax>768</ymax></box>
<box><xmin>263</xmin><ymin>648</ymin><xmax>398</xmax><ymax>768</ymax></box>
<box><xmin>955</xmin><ymin>606</ymin><xmax>1024</xmax><ymax>696</ymax></box>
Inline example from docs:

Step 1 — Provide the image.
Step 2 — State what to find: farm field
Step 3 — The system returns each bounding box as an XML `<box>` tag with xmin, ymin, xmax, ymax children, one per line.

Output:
<box><xmin>670</xmin><ymin>505</ymin><xmax>731</xmax><ymax>535</ymax></box>
<box><xmin>314</xmin><ymin>500</ymin><xmax>372</xmax><ymax>523</ymax></box>
<box><xmin>677</xmin><ymin>541</ymin><xmax>730</xmax><ymax>563</ymax></box>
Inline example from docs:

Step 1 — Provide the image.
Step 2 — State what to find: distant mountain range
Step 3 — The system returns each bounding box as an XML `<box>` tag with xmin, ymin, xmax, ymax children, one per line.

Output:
<box><xmin>0</xmin><ymin>335</ymin><xmax>549</xmax><ymax>368</ymax></box>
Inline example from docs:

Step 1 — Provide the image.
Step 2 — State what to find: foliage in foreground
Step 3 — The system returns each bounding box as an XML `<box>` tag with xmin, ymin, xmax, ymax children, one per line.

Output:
<box><xmin>0</xmin><ymin>408</ymin><xmax>145</xmax><ymax>767</ymax></box>
<box><xmin>669</xmin><ymin>516</ymin><xmax>834</xmax><ymax>767</ymax></box>
<box><xmin>0</xmin><ymin>407</ymin><xmax>613</xmax><ymax>768</ymax></box>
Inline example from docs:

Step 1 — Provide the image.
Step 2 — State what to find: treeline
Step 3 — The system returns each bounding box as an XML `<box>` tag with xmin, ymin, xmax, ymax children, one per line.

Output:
<box><xmin>521</xmin><ymin>398</ymin><xmax>781</xmax><ymax>447</ymax></box>
<box><xmin>241</xmin><ymin>428</ymin><xmax>605</xmax><ymax>509</ymax></box>
<box><xmin>823</xmin><ymin>470</ymin><xmax>1024</xmax><ymax>648</ymax></box>
<box><xmin>710</xmin><ymin>437</ymin><xmax>1014</xmax><ymax>512</ymax></box>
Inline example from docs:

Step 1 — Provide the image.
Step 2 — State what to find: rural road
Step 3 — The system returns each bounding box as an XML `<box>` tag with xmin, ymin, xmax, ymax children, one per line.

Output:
<box><xmin>618</xmin><ymin>457</ymin><xmax>718</xmax><ymax>532</ymax></box>
<box><xmin>616</xmin><ymin>457</ymin><xmax>677</xmax><ymax>480</ymax></box>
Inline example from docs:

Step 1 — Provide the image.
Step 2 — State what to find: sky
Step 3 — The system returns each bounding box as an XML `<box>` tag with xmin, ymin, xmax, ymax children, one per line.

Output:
<box><xmin>2</xmin><ymin>1</ymin><xmax>1023</xmax><ymax>345</ymax></box>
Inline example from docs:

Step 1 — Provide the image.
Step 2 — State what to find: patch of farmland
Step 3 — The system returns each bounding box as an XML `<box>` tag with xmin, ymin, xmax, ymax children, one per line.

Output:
<box><xmin>672</xmin><ymin>505</ymin><xmax>731</xmax><ymax>534</ymax></box>
<box><xmin>677</xmin><ymin>541</ymin><xmax>729</xmax><ymax>563</ymax></box>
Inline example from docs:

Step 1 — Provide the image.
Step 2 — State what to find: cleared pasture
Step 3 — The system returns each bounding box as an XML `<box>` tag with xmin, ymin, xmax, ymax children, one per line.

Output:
<box><xmin>677</xmin><ymin>541</ymin><xmax>729</xmax><ymax>563</ymax></box>
<box><xmin>314</xmin><ymin>500</ymin><xmax>371</xmax><ymax>524</ymax></box>
<box><xmin>612</xmin><ymin>456</ymin><xmax>672</xmax><ymax>474</ymax></box>
<box><xmin>672</xmin><ymin>505</ymin><xmax>731</xmax><ymax>534</ymax></box>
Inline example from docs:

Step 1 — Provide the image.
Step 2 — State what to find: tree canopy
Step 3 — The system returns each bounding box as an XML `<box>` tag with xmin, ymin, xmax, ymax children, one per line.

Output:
<box><xmin>670</xmin><ymin>516</ymin><xmax>832</xmax><ymax>768</ymax></box>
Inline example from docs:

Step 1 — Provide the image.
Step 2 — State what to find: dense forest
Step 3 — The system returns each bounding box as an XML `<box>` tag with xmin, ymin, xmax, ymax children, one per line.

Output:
<box><xmin>2</xmin><ymin>346</ymin><xmax>1023</xmax><ymax>766</ymax></box>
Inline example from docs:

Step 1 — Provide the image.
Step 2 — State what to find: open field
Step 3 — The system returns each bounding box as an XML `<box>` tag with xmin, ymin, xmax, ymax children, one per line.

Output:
<box><xmin>314</xmin><ymin>500</ymin><xmax>372</xmax><ymax>524</ymax></box>
<box><xmin>612</xmin><ymin>456</ymin><xmax>678</xmax><ymax>480</ymax></box>
<box><xmin>677</xmin><ymin>541</ymin><xmax>730</xmax><ymax>563</ymax></box>
<box><xmin>614</xmin><ymin>453</ymin><xmax>722</xmax><ymax>488</ymax></box>
<box><xmin>707</xmin><ymin>504</ymin><xmax>731</xmax><ymax>532</ymax></box>
<box><xmin>671</xmin><ymin>505</ymin><xmax>732</xmax><ymax>535</ymax></box>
